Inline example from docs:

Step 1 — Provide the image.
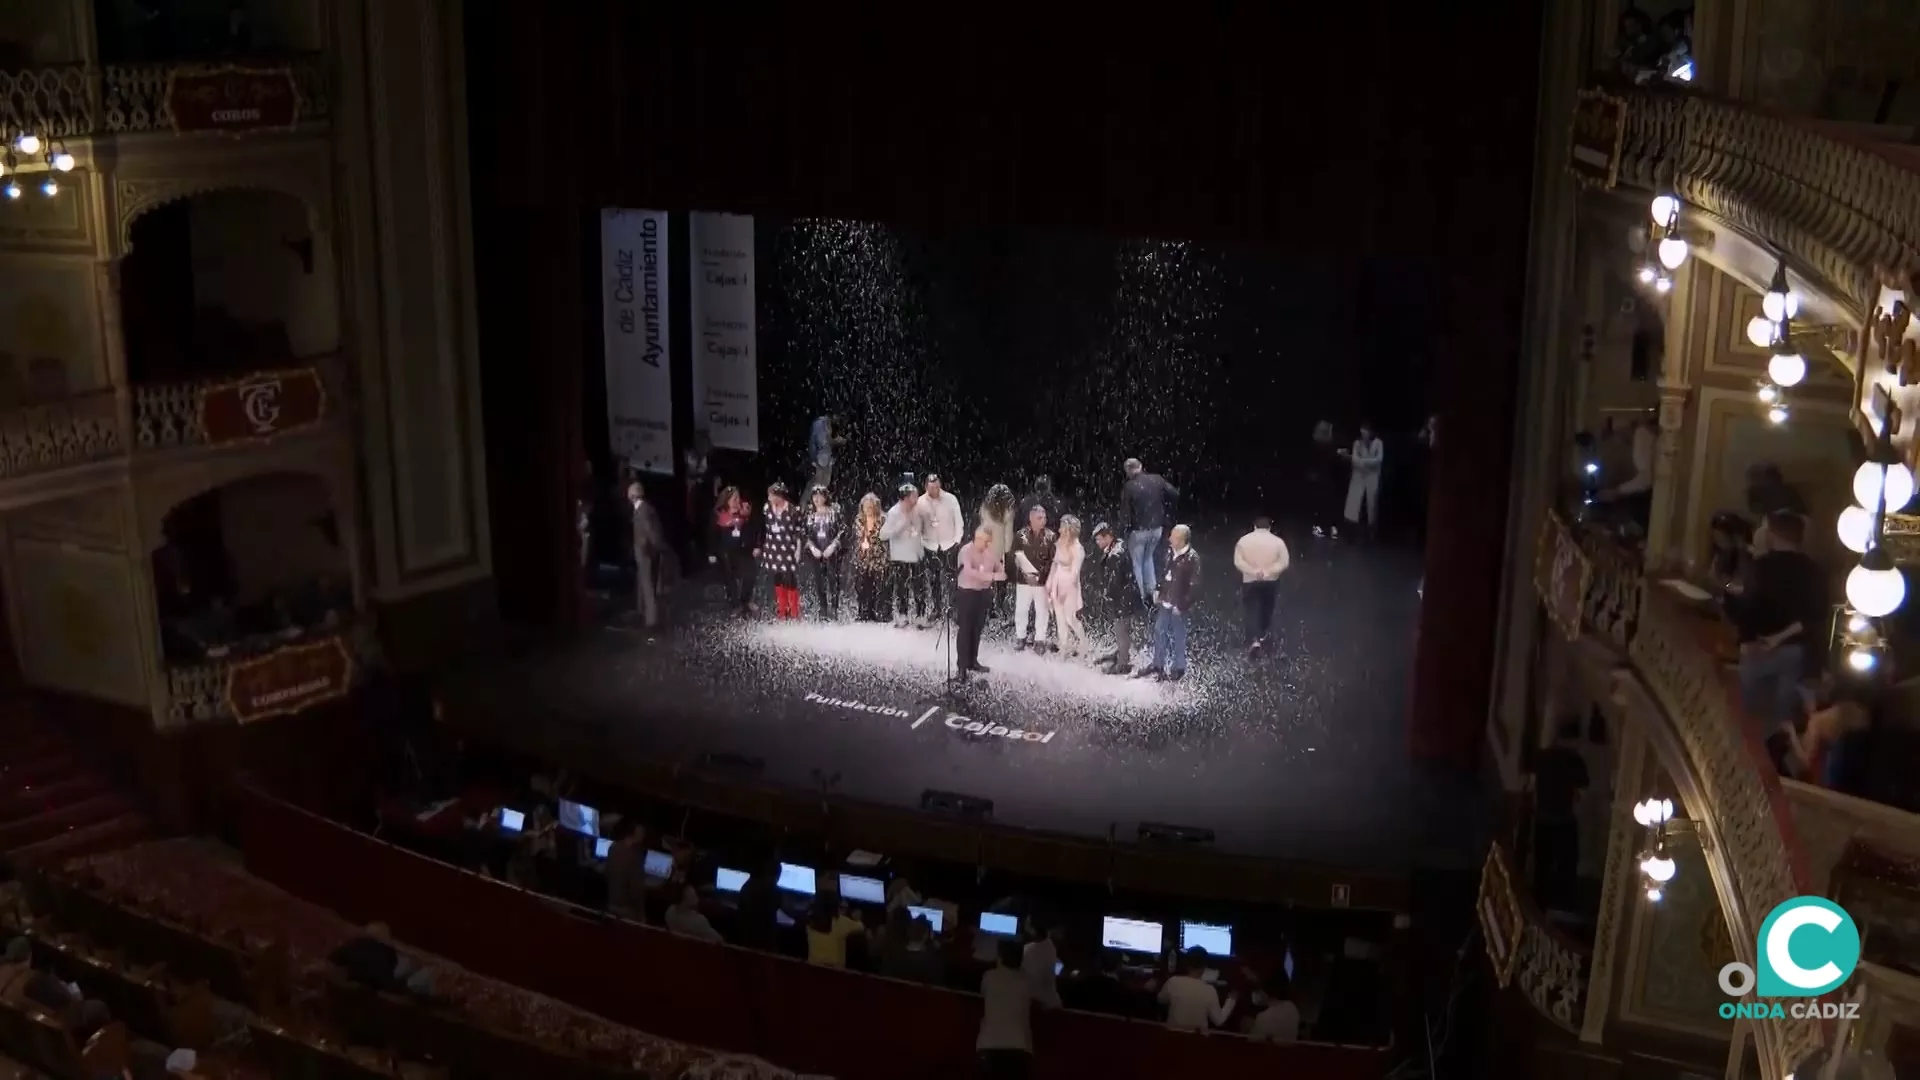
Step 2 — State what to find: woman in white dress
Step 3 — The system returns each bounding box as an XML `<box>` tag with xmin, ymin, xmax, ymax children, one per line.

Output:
<box><xmin>1048</xmin><ymin>516</ymin><xmax>1088</xmax><ymax>658</ymax></box>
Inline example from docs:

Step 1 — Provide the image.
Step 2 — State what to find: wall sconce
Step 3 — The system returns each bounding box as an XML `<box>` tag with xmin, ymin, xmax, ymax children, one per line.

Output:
<box><xmin>1632</xmin><ymin>796</ymin><xmax>1703</xmax><ymax>902</ymax></box>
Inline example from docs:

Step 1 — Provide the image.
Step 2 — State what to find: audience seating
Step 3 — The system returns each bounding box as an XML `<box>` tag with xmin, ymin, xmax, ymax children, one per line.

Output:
<box><xmin>31</xmin><ymin>842</ymin><xmax>797</xmax><ymax>1079</ymax></box>
<box><xmin>233</xmin><ymin>783</ymin><xmax>1390</xmax><ymax>1080</ymax></box>
<box><xmin>0</xmin><ymin>994</ymin><xmax>129</xmax><ymax>1080</ymax></box>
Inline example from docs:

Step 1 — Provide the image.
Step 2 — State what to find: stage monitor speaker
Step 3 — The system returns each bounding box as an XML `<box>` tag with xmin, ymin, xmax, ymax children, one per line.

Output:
<box><xmin>921</xmin><ymin>789</ymin><xmax>994</xmax><ymax>821</ymax></box>
<box><xmin>701</xmin><ymin>751</ymin><xmax>767</xmax><ymax>776</ymax></box>
<box><xmin>1137</xmin><ymin>821</ymin><xmax>1215</xmax><ymax>846</ymax></box>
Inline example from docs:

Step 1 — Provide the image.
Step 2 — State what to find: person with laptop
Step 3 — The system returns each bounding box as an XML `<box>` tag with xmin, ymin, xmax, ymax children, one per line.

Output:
<box><xmin>603</xmin><ymin>824</ymin><xmax>649</xmax><ymax>921</ymax></box>
<box><xmin>978</xmin><ymin>937</ymin><xmax>1054</xmax><ymax>1078</ymax></box>
<box><xmin>666</xmin><ymin>886</ymin><xmax>724</xmax><ymax>944</ymax></box>
<box><xmin>1245</xmin><ymin>976</ymin><xmax>1301</xmax><ymax>1043</ymax></box>
<box><xmin>805</xmin><ymin>896</ymin><xmax>867</xmax><ymax>968</ymax></box>
<box><xmin>1020</xmin><ymin>915</ymin><xmax>1064</xmax><ymax>1008</ymax></box>
<box><xmin>1157</xmin><ymin>947</ymin><xmax>1238</xmax><ymax>1033</ymax></box>
<box><xmin>881</xmin><ymin>913</ymin><xmax>947</xmax><ymax>987</ymax></box>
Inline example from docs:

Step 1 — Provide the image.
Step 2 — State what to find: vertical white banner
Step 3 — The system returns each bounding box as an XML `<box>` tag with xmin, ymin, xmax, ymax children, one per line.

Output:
<box><xmin>599</xmin><ymin>208</ymin><xmax>673</xmax><ymax>476</ymax></box>
<box><xmin>688</xmin><ymin>211</ymin><xmax>758</xmax><ymax>452</ymax></box>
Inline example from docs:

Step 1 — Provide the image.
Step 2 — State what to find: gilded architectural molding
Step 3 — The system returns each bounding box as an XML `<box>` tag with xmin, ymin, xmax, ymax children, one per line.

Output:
<box><xmin>1612</xmin><ymin>87</ymin><xmax>1919</xmax><ymax>324</ymax></box>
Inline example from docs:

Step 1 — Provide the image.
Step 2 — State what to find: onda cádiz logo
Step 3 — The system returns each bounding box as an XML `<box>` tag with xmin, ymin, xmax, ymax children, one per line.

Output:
<box><xmin>1717</xmin><ymin>896</ymin><xmax>1862</xmax><ymax>1020</ymax></box>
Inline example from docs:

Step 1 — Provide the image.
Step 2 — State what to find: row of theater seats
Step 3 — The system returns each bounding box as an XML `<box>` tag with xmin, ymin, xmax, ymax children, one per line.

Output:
<box><xmin>231</xmin><ymin>784</ymin><xmax>1391</xmax><ymax>1080</ymax></box>
<box><xmin>9</xmin><ymin>847</ymin><xmax>790</xmax><ymax>1079</ymax></box>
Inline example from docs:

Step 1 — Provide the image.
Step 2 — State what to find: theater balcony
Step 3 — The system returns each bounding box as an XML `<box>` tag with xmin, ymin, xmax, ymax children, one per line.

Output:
<box><xmin>1491</xmin><ymin>5</ymin><xmax>1920</xmax><ymax>1078</ymax></box>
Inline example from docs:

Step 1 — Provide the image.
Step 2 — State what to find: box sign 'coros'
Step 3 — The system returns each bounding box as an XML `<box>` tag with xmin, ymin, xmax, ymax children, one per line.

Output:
<box><xmin>167</xmin><ymin>66</ymin><xmax>301</xmax><ymax>134</ymax></box>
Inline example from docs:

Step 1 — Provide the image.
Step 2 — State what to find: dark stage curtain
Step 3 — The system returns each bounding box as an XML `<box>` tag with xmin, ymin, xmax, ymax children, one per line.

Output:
<box><xmin>467</xmin><ymin>4</ymin><xmax>1544</xmax><ymax>768</ymax></box>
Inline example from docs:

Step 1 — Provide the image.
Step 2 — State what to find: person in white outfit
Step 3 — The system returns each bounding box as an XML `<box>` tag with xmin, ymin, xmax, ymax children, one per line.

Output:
<box><xmin>1232</xmin><ymin>516</ymin><xmax>1290</xmax><ymax>654</ymax></box>
<box><xmin>1340</xmin><ymin>422</ymin><xmax>1384</xmax><ymax>539</ymax></box>
<box><xmin>880</xmin><ymin>484</ymin><xmax>929</xmax><ymax>627</ymax></box>
<box><xmin>1047</xmin><ymin>516</ymin><xmax>1088</xmax><ymax>657</ymax></box>
<box><xmin>1011</xmin><ymin>504</ymin><xmax>1056</xmax><ymax>651</ymax></box>
<box><xmin>919</xmin><ymin>473</ymin><xmax>965</xmax><ymax>624</ymax></box>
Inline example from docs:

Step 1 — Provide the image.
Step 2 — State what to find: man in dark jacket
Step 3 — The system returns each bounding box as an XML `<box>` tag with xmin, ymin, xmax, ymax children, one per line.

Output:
<box><xmin>1135</xmin><ymin>524</ymin><xmax>1200</xmax><ymax>682</ymax></box>
<box><xmin>1118</xmin><ymin>458</ymin><xmax>1179</xmax><ymax>602</ymax></box>
<box><xmin>1089</xmin><ymin>523</ymin><xmax>1142</xmax><ymax>674</ymax></box>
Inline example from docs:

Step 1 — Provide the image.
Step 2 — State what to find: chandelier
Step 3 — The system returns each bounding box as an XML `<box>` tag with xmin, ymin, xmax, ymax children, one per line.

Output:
<box><xmin>0</xmin><ymin>129</ymin><xmax>76</xmax><ymax>201</ymax></box>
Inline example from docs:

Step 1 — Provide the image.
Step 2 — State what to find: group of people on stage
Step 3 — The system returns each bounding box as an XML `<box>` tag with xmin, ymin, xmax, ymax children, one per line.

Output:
<box><xmin>636</xmin><ymin>449</ymin><xmax>1204</xmax><ymax>684</ymax></box>
<box><xmin>617</xmin><ymin>412</ymin><xmax>1415</xmax><ymax>682</ymax></box>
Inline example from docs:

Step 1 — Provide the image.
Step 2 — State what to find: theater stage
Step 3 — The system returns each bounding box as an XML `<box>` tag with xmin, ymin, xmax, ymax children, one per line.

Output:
<box><xmin>441</xmin><ymin>529</ymin><xmax>1488</xmax><ymax>869</ymax></box>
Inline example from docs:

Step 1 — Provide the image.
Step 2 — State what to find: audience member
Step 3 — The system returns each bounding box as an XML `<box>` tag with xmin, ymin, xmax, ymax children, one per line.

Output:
<box><xmin>978</xmin><ymin>938</ymin><xmax>1052</xmax><ymax>1079</ymax></box>
<box><xmin>885</xmin><ymin>875</ymin><xmax>923</xmax><ymax>913</ymax></box>
<box><xmin>805</xmin><ymin>897</ymin><xmax>866</xmax><ymax>968</ymax></box>
<box><xmin>1723</xmin><ymin>510</ymin><xmax>1827</xmax><ymax>744</ymax></box>
<box><xmin>734</xmin><ymin>861</ymin><xmax>782</xmax><ymax>951</ymax></box>
<box><xmin>1020</xmin><ymin>915</ymin><xmax>1063</xmax><ymax>1008</ymax></box>
<box><xmin>0</xmin><ymin>937</ymin><xmax>29</xmax><ymax>993</ymax></box>
<box><xmin>330</xmin><ymin>923</ymin><xmax>404</xmax><ymax>990</ymax></box>
<box><xmin>604</xmin><ymin>824</ymin><xmax>649</xmax><ymax>920</ymax></box>
<box><xmin>1246</xmin><ymin>978</ymin><xmax>1301</xmax><ymax>1043</ymax></box>
<box><xmin>1064</xmin><ymin>950</ymin><xmax>1146</xmax><ymax>1019</ymax></box>
<box><xmin>1157</xmin><ymin>948</ymin><xmax>1237</xmax><ymax>1034</ymax></box>
<box><xmin>666</xmin><ymin>886</ymin><xmax>724</xmax><ymax>944</ymax></box>
<box><xmin>882</xmin><ymin>916</ymin><xmax>946</xmax><ymax>987</ymax></box>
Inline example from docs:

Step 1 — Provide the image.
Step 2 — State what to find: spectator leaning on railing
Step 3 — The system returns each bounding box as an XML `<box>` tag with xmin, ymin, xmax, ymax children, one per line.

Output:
<box><xmin>1722</xmin><ymin>511</ymin><xmax>1830</xmax><ymax>760</ymax></box>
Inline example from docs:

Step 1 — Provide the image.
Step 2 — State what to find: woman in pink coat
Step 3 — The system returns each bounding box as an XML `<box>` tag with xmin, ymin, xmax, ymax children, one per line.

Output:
<box><xmin>1048</xmin><ymin>515</ymin><xmax>1088</xmax><ymax>658</ymax></box>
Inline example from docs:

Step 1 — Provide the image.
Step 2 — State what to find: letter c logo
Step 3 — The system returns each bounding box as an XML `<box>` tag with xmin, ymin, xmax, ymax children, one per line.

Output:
<box><xmin>1754</xmin><ymin>897</ymin><xmax>1860</xmax><ymax>997</ymax></box>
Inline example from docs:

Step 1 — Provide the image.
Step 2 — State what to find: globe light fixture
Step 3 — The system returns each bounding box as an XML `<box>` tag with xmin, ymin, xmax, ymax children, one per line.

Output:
<box><xmin>1636</xmin><ymin>265</ymin><xmax>1657</xmax><ymax>285</ymax></box>
<box><xmin>50</xmin><ymin>151</ymin><xmax>73</xmax><ymax>173</ymax></box>
<box><xmin>1649</xmin><ymin>194</ymin><xmax>1680</xmax><ymax>229</ymax></box>
<box><xmin>1632</xmin><ymin>797</ymin><xmax>1674</xmax><ymax>827</ymax></box>
<box><xmin>1848</xmin><ymin>611</ymin><xmax>1873</xmax><ymax>635</ymax></box>
<box><xmin>1756</xmin><ymin>383</ymin><xmax>1779</xmax><ymax>404</ymax></box>
<box><xmin>1767</xmin><ymin>404</ymin><xmax>1789</xmax><ymax>425</ymax></box>
<box><xmin>1</xmin><ymin>180</ymin><xmax>19</xmax><ymax>200</ymax></box>
<box><xmin>1837</xmin><ymin>505</ymin><xmax>1875</xmax><ymax>554</ymax></box>
<box><xmin>1746</xmin><ymin>314</ymin><xmax>1780</xmax><ymax>348</ymax></box>
<box><xmin>1656</xmin><ymin>235</ymin><xmax>1690</xmax><ymax>270</ymax></box>
<box><xmin>1847</xmin><ymin>647</ymin><xmax>1878</xmax><ymax>673</ymax></box>
<box><xmin>1853</xmin><ymin>459</ymin><xmax>1916</xmax><ymax>515</ymax></box>
<box><xmin>1846</xmin><ymin>549</ymin><xmax>1907</xmax><ymax>618</ymax></box>
<box><xmin>1653</xmin><ymin>274</ymin><xmax>1673</xmax><ymax>295</ymax></box>
<box><xmin>1767</xmin><ymin>347</ymin><xmax>1807</xmax><ymax>387</ymax></box>
<box><xmin>1640</xmin><ymin>852</ymin><xmax>1678</xmax><ymax>883</ymax></box>
<box><xmin>38</xmin><ymin>178</ymin><xmax>56</xmax><ymax>198</ymax></box>
<box><xmin>14</xmin><ymin>132</ymin><xmax>39</xmax><ymax>155</ymax></box>
<box><xmin>1645</xmin><ymin>886</ymin><xmax>1664</xmax><ymax>903</ymax></box>
<box><xmin>1762</xmin><ymin>261</ymin><xmax>1800</xmax><ymax>322</ymax></box>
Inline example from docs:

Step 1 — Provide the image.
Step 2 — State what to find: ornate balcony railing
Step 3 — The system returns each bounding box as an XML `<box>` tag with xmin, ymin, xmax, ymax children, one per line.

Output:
<box><xmin>1607</xmin><ymin>82</ymin><xmax>1920</xmax><ymax>316</ymax></box>
<box><xmin>1534</xmin><ymin>514</ymin><xmax>1823</xmax><ymax>1072</ymax></box>
<box><xmin>0</xmin><ymin>54</ymin><xmax>328</xmax><ymax>139</ymax></box>
<box><xmin>133</xmin><ymin>355</ymin><xmax>345</xmax><ymax>451</ymax></box>
<box><xmin>163</xmin><ymin>621</ymin><xmax>372</xmax><ymax>728</ymax></box>
<box><xmin>0</xmin><ymin>390</ymin><xmax>120</xmax><ymax>479</ymax></box>
<box><xmin>1478</xmin><ymin>842</ymin><xmax>1590</xmax><ymax>1033</ymax></box>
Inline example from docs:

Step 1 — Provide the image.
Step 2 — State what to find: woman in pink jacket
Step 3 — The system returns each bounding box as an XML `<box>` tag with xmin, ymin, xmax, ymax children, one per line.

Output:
<box><xmin>1048</xmin><ymin>516</ymin><xmax>1088</xmax><ymax>658</ymax></box>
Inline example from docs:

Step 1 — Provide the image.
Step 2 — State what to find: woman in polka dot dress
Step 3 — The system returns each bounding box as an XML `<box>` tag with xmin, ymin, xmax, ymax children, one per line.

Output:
<box><xmin>759</xmin><ymin>482</ymin><xmax>804</xmax><ymax>618</ymax></box>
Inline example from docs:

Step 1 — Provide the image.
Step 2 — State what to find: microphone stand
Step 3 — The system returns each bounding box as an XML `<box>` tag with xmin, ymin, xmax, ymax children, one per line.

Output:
<box><xmin>933</xmin><ymin>546</ymin><xmax>960</xmax><ymax>693</ymax></box>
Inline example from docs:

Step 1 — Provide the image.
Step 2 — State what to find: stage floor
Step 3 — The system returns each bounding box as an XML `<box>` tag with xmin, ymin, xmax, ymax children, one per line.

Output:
<box><xmin>445</xmin><ymin>527</ymin><xmax>1488</xmax><ymax>869</ymax></box>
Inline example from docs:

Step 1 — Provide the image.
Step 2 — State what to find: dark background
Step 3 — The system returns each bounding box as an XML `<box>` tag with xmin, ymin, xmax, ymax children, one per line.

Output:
<box><xmin>465</xmin><ymin>2</ymin><xmax>1544</xmax><ymax>767</ymax></box>
<box><xmin>581</xmin><ymin>218</ymin><xmax>1438</xmax><ymax>527</ymax></box>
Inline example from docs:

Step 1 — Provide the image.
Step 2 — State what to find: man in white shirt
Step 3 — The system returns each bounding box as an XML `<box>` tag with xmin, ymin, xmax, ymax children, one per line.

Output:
<box><xmin>1232</xmin><ymin>515</ymin><xmax>1290</xmax><ymax>655</ymax></box>
<box><xmin>920</xmin><ymin>473</ymin><xmax>965</xmax><ymax>626</ymax></box>
<box><xmin>665</xmin><ymin>886</ymin><xmax>723</xmax><ymax>944</ymax></box>
<box><xmin>1019</xmin><ymin>917</ymin><xmax>1063</xmax><ymax>1009</ymax></box>
<box><xmin>1156</xmin><ymin>948</ymin><xmax>1237</xmax><ymax>1034</ymax></box>
<box><xmin>979</xmin><ymin>938</ymin><xmax>1052</xmax><ymax>1077</ymax></box>
<box><xmin>1246</xmin><ymin>987</ymin><xmax>1301</xmax><ymax>1043</ymax></box>
<box><xmin>879</xmin><ymin>484</ymin><xmax>929</xmax><ymax>628</ymax></box>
